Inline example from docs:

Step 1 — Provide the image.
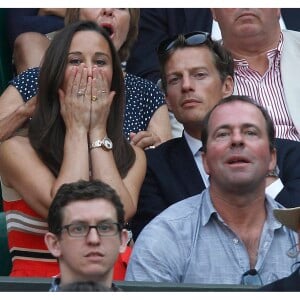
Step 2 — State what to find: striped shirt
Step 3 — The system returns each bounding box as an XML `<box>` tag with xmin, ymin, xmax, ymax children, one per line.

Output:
<box><xmin>1</xmin><ymin>181</ymin><xmax>59</xmax><ymax>277</ymax></box>
<box><xmin>234</xmin><ymin>33</ymin><xmax>300</xmax><ymax>141</ymax></box>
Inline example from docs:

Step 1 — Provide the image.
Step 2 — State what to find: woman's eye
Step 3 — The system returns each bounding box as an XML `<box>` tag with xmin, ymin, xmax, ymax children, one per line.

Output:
<box><xmin>69</xmin><ymin>59</ymin><xmax>81</xmax><ymax>65</ymax></box>
<box><xmin>96</xmin><ymin>59</ymin><xmax>106</xmax><ymax>66</ymax></box>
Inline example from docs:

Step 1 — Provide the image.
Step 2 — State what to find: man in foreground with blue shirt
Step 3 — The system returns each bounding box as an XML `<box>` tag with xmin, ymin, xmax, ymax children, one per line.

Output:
<box><xmin>126</xmin><ymin>95</ymin><xmax>298</xmax><ymax>286</ymax></box>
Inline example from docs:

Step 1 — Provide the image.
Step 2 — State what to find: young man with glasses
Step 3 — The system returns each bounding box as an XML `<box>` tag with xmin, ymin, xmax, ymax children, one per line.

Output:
<box><xmin>44</xmin><ymin>179</ymin><xmax>128</xmax><ymax>291</ymax></box>
<box><xmin>126</xmin><ymin>95</ymin><xmax>298</xmax><ymax>286</ymax></box>
<box><xmin>130</xmin><ymin>32</ymin><xmax>234</xmax><ymax>240</ymax></box>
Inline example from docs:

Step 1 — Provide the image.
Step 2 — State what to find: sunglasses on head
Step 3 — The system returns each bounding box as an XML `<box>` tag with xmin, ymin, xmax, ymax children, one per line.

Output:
<box><xmin>157</xmin><ymin>31</ymin><xmax>211</xmax><ymax>57</ymax></box>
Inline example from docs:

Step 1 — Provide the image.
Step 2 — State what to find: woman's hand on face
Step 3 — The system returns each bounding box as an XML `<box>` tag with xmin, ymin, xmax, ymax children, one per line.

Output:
<box><xmin>58</xmin><ymin>64</ymin><xmax>91</xmax><ymax>133</ymax></box>
<box><xmin>89</xmin><ymin>67</ymin><xmax>115</xmax><ymax>136</ymax></box>
<box><xmin>129</xmin><ymin>131</ymin><xmax>161</xmax><ymax>150</ymax></box>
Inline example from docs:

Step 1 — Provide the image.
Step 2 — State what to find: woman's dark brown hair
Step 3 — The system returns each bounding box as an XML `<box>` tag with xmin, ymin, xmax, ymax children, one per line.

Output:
<box><xmin>64</xmin><ymin>8</ymin><xmax>140</xmax><ymax>61</ymax></box>
<box><xmin>29</xmin><ymin>21</ymin><xmax>135</xmax><ymax>178</ymax></box>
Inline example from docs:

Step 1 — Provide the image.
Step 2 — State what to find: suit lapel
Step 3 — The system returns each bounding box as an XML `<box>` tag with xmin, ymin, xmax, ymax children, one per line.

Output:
<box><xmin>168</xmin><ymin>137</ymin><xmax>206</xmax><ymax>195</ymax></box>
<box><xmin>281</xmin><ymin>30</ymin><xmax>300</xmax><ymax>134</ymax></box>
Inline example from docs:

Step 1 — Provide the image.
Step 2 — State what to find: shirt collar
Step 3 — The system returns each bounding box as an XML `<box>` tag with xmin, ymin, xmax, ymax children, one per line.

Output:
<box><xmin>183</xmin><ymin>131</ymin><xmax>202</xmax><ymax>156</ymax></box>
<box><xmin>264</xmin><ymin>193</ymin><xmax>288</xmax><ymax>232</ymax></box>
<box><xmin>234</xmin><ymin>32</ymin><xmax>283</xmax><ymax>69</ymax></box>
<box><xmin>200</xmin><ymin>189</ymin><xmax>284</xmax><ymax>230</ymax></box>
<box><xmin>199</xmin><ymin>189</ymin><xmax>218</xmax><ymax>227</ymax></box>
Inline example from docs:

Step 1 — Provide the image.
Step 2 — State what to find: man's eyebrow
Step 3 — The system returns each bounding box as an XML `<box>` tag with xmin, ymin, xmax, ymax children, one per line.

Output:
<box><xmin>212</xmin><ymin>124</ymin><xmax>231</xmax><ymax>132</ymax></box>
<box><xmin>212</xmin><ymin>123</ymin><xmax>260</xmax><ymax>132</ymax></box>
<box><xmin>166</xmin><ymin>66</ymin><xmax>208</xmax><ymax>76</ymax></box>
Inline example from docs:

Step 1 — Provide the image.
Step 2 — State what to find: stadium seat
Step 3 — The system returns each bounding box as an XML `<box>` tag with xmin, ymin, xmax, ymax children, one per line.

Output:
<box><xmin>0</xmin><ymin>8</ymin><xmax>13</xmax><ymax>94</ymax></box>
<box><xmin>0</xmin><ymin>212</ymin><xmax>12</xmax><ymax>276</ymax></box>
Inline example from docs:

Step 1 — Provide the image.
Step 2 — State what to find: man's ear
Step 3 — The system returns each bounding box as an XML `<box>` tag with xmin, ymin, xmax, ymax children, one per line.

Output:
<box><xmin>165</xmin><ymin>94</ymin><xmax>173</xmax><ymax>112</ymax></box>
<box><xmin>119</xmin><ymin>229</ymin><xmax>129</xmax><ymax>254</ymax></box>
<box><xmin>44</xmin><ymin>232</ymin><xmax>62</xmax><ymax>258</ymax></box>
<box><xmin>222</xmin><ymin>75</ymin><xmax>234</xmax><ymax>98</ymax></box>
<box><xmin>268</xmin><ymin>147</ymin><xmax>277</xmax><ymax>174</ymax></box>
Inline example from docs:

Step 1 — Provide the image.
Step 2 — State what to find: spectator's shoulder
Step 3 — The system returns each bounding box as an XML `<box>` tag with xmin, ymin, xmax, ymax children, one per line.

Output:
<box><xmin>154</xmin><ymin>192</ymin><xmax>206</xmax><ymax>224</ymax></box>
<box><xmin>145</xmin><ymin>137</ymin><xmax>183</xmax><ymax>158</ymax></box>
<box><xmin>282</xmin><ymin>29</ymin><xmax>300</xmax><ymax>42</ymax></box>
<box><xmin>125</xmin><ymin>72</ymin><xmax>162</xmax><ymax>93</ymax></box>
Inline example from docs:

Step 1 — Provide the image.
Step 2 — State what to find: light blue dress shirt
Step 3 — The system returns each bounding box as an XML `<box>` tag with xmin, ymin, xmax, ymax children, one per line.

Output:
<box><xmin>125</xmin><ymin>189</ymin><xmax>298</xmax><ymax>284</ymax></box>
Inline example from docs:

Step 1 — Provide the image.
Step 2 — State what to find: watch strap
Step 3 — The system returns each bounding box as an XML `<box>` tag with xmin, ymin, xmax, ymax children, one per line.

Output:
<box><xmin>89</xmin><ymin>137</ymin><xmax>112</xmax><ymax>150</ymax></box>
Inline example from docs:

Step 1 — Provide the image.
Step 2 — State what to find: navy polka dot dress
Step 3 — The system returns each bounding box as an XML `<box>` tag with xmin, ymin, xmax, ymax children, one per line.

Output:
<box><xmin>124</xmin><ymin>73</ymin><xmax>165</xmax><ymax>138</ymax></box>
<box><xmin>10</xmin><ymin>68</ymin><xmax>166</xmax><ymax>139</ymax></box>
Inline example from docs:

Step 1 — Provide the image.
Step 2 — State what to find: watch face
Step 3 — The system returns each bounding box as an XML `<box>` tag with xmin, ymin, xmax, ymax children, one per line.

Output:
<box><xmin>103</xmin><ymin>138</ymin><xmax>113</xmax><ymax>150</ymax></box>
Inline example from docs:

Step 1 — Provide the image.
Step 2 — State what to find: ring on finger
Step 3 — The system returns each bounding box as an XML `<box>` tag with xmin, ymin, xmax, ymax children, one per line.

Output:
<box><xmin>91</xmin><ymin>95</ymin><xmax>98</xmax><ymax>101</ymax></box>
<box><xmin>101</xmin><ymin>90</ymin><xmax>107</xmax><ymax>94</ymax></box>
<box><xmin>77</xmin><ymin>89</ymin><xmax>85</xmax><ymax>97</ymax></box>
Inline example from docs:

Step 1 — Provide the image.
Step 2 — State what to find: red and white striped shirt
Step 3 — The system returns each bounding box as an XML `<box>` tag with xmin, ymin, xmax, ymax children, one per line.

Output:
<box><xmin>234</xmin><ymin>33</ymin><xmax>300</xmax><ymax>141</ymax></box>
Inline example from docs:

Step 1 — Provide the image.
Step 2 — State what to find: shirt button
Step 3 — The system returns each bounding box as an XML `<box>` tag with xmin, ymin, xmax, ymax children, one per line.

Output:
<box><xmin>233</xmin><ymin>238</ymin><xmax>239</xmax><ymax>244</ymax></box>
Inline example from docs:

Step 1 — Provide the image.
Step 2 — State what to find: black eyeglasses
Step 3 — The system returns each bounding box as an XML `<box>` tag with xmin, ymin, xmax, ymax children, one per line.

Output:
<box><xmin>60</xmin><ymin>222</ymin><xmax>121</xmax><ymax>237</ymax></box>
<box><xmin>241</xmin><ymin>269</ymin><xmax>263</xmax><ymax>286</ymax></box>
<box><xmin>157</xmin><ymin>31</ymin><xmax>211</xmax><ymax>57</ymax></box>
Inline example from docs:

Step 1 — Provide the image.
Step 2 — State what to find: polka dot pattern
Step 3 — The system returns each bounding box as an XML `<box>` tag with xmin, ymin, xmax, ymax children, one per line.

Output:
<box><xmin>124</xmin><ymin>73</ymin><xmax>165</xmax><ymax>139</ymax></box>
<box><xmin>9</xmin><ymin>68</ymin><xmax>166</xmax><ymax>138</ymax></box>
<box><xmin>10</xmin><ymin>67</ymin><xmax>40</xmax><ymax>102</ymax></box>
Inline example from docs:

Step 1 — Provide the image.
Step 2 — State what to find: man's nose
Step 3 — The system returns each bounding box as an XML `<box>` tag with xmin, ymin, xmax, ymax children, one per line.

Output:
<box><xmin>181</xmin><ymin>74</ymin><xmax>194</xmax><ymax>92</ymax></box>
<box><xmin>231</xmin><ymin>130</ymin><xmax>244</xmax><ymax>147</ymax></box>
<box><xmin>86</xmin><ymin>227</ymin><xmax>101</xmax><ymax>244</ymax></box>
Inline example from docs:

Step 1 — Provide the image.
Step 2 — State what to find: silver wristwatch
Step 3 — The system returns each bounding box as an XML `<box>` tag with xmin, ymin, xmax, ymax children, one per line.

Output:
<box><xmin>89</xmin><ymin>137</ymin><xmax>113</xmax><ymax>151</ymax></box>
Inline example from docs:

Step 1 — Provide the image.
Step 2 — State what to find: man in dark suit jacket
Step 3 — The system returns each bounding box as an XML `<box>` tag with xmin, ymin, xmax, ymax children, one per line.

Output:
<box><xmin>131</xmin><ymin>136</ymin><xmax>205</xmax><ymax>239</ymax></box>
<box><xmin>274</xmin><ymin>139</ymin><xmax>300</xmax><ymax>208</ymax></box>
<box><xmin>131</xmin><ymin>30</ymin><xmax>300</xmax><ymax>241</ymax></box>
<box><xmin>130</xmin><ymin>32</ymin><xmax>234</xmax><ymax>240</ymax></box>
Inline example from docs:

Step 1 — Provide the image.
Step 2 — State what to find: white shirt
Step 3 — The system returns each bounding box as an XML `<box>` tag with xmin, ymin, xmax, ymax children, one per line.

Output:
<box><xmin>184</xmin><ymin>131</ymin><xmax>209</xmax><ymax>188</ymax></box>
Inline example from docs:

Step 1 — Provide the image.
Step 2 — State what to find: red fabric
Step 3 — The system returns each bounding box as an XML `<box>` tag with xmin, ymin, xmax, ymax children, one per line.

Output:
<box><xmin>10</xmin><ymin>247</ymin><xmax>132</xmax><ymax>279</ymax></box>
<box><xmin>112</xmin><ymin>246</ymin><xmax>132</xmax><ymax>280</ymax></box>
<box><xmin>4</xmin><ymin>197</ymin><xmax>132</xmax><ymax>279</ymax></box>
<box><xmin>10</xmin><ymin>260</ymin><xmax>59</xmax><ymax>277</ymax></box>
